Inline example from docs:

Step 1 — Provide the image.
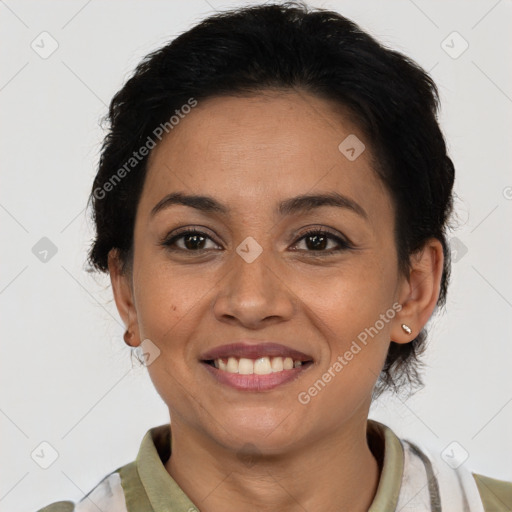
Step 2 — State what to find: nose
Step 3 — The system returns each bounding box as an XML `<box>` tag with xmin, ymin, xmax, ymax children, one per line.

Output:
<box><xmin>212</xmin><ymin>246</ymin><xmax>296</xmax><ymax>329</ymax></box>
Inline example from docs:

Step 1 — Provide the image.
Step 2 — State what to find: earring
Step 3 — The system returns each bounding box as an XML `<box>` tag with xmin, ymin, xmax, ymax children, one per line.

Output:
<box><xmin>401</xmin><ymin>324</ymin><xmax>412</xmax><ymax>335</ymax></box>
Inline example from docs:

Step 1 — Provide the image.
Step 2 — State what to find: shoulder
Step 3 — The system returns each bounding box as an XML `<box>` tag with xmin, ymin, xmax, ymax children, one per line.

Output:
<box><xmin>397</xmin><ymin>435</ymin><xmax>511</xmax><ymax>512</ymax></box>
<box><xmin>35</xmin><ymin>468</ymin><xmax>129</xmax><ymax>512</ymax></box>
<box><xmin>473</xmin><ymin>472</ymin><xmax>512</xmax><ymax>511</ymax></box>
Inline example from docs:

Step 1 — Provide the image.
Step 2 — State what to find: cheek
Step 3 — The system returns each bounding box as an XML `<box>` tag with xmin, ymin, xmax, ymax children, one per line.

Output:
<box><xmin>295</xmin><ymin>255</ymin><xmax>397</xmax><ymax>391</ymax></box>
<box><xmin>133</xmin><ymin>238</ymin><xmax>198</xmax><ymax>314</ymax></box>
<box><xmin>132</xmin><ymin>258</ymin><xmax>206</xmax><ymax>361</ymax></box>
<box><xmin>132</xmin><ymin>263</ymin><xmax>206</xmax><ymax>406</ymax></box>
<box><xmin>297</xmin><ymin>252</ymin><xmax>397</xmax><ymax>334</ymax></box>
<box><xmin>295</xmin><ymin>291</ymin><xmax>394</xmax><ymax>423</ymax></box>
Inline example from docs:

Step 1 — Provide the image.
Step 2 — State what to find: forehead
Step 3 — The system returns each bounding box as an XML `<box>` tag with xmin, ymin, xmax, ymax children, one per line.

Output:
<box><xmin>141</xmin><ymin>92</ymin><xmax>389</xmax><ymax>218</ymax></box>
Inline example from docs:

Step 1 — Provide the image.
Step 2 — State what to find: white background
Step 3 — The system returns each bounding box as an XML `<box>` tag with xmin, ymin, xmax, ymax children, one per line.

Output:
<box><xmin>1</xmin><ymin>1</ymin><xmax>511</xmax><ymax>510</ymax></box>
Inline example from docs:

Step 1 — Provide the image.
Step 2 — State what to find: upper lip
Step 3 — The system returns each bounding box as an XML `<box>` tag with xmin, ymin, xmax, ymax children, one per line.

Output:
<box><xmin>200</xmin><ymin>341</ymin><xmax>313</xmax><ymax>362</ymax></box>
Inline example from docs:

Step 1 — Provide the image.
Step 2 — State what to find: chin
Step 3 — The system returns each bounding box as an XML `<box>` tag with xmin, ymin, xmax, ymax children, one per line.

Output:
<box><xmin>211</xmin><ymin>406</ymin><xmax>303</xmax><ymax>453</ymax></box>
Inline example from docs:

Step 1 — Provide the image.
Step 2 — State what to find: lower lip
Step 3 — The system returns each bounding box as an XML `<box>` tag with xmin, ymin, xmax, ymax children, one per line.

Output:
<box><xmin>201</xmin><ymin>362</ymin><xmax>312</xmax><ymax>391</ymax></box>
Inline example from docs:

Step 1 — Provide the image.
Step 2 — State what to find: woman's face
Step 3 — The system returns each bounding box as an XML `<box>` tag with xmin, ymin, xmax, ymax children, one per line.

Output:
<box><xmin>116</xmin><ymin>91</ymin><xmax>411</xmax><ymax>453</ymax></box>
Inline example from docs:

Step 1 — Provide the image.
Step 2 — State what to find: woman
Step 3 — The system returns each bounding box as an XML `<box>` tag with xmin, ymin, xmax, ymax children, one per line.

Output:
<box><xmin>37</xmin><ymin>2</ymin><xmax>511</xmax><ymax>511</ymax></box>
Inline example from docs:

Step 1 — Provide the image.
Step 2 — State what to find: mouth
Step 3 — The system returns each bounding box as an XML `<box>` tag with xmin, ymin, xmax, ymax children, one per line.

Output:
<box><xmin>199</xmin><ymin>342</ymin><xmax>314</xmax><ymax>391</ymax></box>
<box><xmin>202</xmin><ymin>356</ymin><xmax>313</xmax><ymax>374</ymax></box>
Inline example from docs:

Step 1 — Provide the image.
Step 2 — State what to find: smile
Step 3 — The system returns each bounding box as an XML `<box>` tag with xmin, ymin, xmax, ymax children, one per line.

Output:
<box><xmin>199</xmin><ymin>341</ymin><xmax>314</xmax><ymax>391</ymax></box>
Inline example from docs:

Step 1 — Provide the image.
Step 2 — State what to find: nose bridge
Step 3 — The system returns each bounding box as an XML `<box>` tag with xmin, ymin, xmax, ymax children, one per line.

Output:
<box><xmin>212</xmin><ymin>237</ymin><xmax>295</xmax><ymax>325</ymax></box>
<box><xmin>229</xmin><ymin>238</ymin><xmax>278</xmax><ymax>303</ymax></box>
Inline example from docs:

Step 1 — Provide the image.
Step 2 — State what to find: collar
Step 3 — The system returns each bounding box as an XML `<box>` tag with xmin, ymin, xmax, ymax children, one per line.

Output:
<box><xmin>133</xmin><ymin>419</ymin><xmax>404</xmax><ymax>511</ymax></box>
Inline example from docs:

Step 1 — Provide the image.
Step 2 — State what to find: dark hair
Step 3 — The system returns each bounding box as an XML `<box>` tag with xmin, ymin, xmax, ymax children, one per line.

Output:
<box><xmin>87</xmin><ymin>1</ymin><xmax>454</xmax><ymax>398</ymax></box>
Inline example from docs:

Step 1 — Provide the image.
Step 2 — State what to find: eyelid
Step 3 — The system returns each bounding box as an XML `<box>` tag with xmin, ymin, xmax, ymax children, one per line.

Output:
<box><xmin>161</xmin><ymin>226</ymin><xmax>221</xmax><ymax>248</ymax></box>
<box><xmin>161</xmin><ymin>225</ymin><xmax>352</xmax><ymax>254</ymax></box>
<box><xmin>291</xmin><ymin>227</ymin><xmax>352</xmax><ymax>251</ymax></box>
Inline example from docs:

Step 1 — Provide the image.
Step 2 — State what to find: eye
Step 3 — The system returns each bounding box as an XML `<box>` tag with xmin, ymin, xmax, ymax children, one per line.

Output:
<box><xmin>161</xmin><ymin>227</ymin><xmax>352</xmax><ymax>255</ymax></box>
<box><xmin>291</xmin><ymin>228</ymin><xmax>351</xmax><ymax>254</ymax></box>
<box><xmin>161</xmin><ymin>228</ymin><xmax>221</xmax><ymax>252</ymax></box>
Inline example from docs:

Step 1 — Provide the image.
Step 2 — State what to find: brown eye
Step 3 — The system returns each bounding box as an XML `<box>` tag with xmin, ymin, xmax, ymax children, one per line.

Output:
<box><xmin>293</xmin><ymin>229</ymin><xmax>351</xmax><ymax>254</ymax></box>
<box><xmin>162</xmin><ymin>229</ymin><xmax>220</xmax><ymax>252</ymax></box>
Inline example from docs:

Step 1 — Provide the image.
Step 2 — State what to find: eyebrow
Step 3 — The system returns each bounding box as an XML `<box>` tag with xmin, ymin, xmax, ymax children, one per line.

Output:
<box><xmin>150</xmin><ymin>191</ymin><xmax>368</xmax><ymax>220</ymax></box>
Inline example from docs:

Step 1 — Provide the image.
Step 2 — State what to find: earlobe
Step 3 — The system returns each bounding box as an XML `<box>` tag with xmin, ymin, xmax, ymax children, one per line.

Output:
<box><xmin>391</xmin><ymin>238</ymin><xmax>444</xmax><ymax>344</ymax></box>
<box><xmin>108</xmin><ymin>249</ymin><xmax>141</xmax><ymax>347</ymax></box>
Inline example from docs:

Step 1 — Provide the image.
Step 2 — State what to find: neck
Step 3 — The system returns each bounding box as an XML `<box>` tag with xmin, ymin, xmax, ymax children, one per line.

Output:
<box><xmin>164</xmin><ymin>416</ymin><xmax>381</xmax><ymax>512</ymax></box>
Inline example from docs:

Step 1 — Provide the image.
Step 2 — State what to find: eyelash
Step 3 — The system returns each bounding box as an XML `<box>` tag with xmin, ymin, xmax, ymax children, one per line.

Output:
<box><xmin>161</xmin><ymin>227</ymin><xmax>352</xmax><ymax>255</ymax></box>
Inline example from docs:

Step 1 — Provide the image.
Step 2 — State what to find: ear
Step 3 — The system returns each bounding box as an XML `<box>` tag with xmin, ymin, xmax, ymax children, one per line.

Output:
<box><xmin>391</xmin><ymin>238</ymin><xmax>444</xmax><ymax>343</ymax></box>
<box><xmin>108</xmin><ymin>249</ymin><xmax>141</xmax><ymax>348</ymax></box>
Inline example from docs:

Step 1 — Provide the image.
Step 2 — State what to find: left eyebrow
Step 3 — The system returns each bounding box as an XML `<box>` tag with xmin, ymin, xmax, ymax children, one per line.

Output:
<box><xmin>277</xmin><ymin>191</ymin><xmax>368</xmax><ymax>220</ymax></box>
<box><xmin>150</xmin><ymin>191</ymin><xmax>368</xmax><ymax>220</ymax></box>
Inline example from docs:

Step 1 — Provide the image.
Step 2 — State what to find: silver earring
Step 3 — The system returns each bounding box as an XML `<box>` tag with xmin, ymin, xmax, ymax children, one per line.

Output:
<box><xmin>401</xmin><ymin>324</ymin><xmax>412</xmax><ymax>335</ymax></box>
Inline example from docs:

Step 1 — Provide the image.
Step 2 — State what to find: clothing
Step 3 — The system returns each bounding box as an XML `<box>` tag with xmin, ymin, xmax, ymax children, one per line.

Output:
<box><xmin>36</xmin><ymin>420</ymin><xmax>512</xmax><ymax>511</ymax></box>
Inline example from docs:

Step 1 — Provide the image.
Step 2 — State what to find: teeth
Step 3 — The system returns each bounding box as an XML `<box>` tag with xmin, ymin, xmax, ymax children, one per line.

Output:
<box><xmin>227</xmin><ymin>357</ymin><xmax>239</xmax><ymax>373</ymax></box>
<box><xmin>211</xmin><ymin>356</ymin><xmax>307</xmax><ymax>374</ymax></box>
<box><xmin>254</xmin><ymin>357</ymin><xmax>272</xmax><ymax>375</ymax></box>
<box><xmin>238</xmin><ymin>358</ymin><xmax>254</xmax><ymax>375</ymax></box>
<box><xmin>271</xmin><ymin>356</ymin><xmax>283</xmax><ymax>372</ymax></box>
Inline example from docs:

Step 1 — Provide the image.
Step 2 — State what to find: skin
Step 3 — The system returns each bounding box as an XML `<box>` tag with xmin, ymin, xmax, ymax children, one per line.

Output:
<box><xmin>109</xmin><ymin>90</ymin><xmax>444</xmax><ymax>511</ymax></box>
